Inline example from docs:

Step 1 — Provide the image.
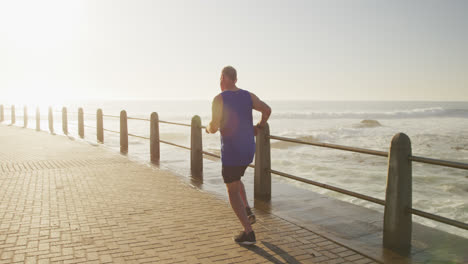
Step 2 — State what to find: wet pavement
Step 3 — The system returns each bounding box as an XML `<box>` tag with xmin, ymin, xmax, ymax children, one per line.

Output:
<box><xmin>0</xmin><ymin>125</ymin><xmax>377</xmax><ymax>264</ymax></box>
<box><xmin>1</xmin><ymin>124</ymin><xmax>466</xmax><ymax>263</ymax></box>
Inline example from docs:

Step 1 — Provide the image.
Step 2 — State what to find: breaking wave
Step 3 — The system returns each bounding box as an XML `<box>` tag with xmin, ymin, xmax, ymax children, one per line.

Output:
<box><xmin>272</xmin><ymin>107</ymin><xmax>468</xmax><ymax>119</ymax></box>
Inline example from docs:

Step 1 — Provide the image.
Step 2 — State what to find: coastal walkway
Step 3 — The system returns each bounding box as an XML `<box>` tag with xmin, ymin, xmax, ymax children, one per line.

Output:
<box><xmin>0</xmin><ymin>125</ymin><xmax>377</xmax><ymax>264</ymax></box>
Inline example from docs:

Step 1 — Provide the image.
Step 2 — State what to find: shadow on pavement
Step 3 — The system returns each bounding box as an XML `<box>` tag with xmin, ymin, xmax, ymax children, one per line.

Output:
<box><xmin>241</xmin><ymin>241</ymin><xmax>301</xmax><ymax>264</ymax></box>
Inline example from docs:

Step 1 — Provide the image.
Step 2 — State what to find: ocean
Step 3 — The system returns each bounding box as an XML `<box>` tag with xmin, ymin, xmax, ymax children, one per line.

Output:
<box><xmin>4</xmin><ymin>100</ymin><xmax>468</xmax><ymax>238</ymax></box>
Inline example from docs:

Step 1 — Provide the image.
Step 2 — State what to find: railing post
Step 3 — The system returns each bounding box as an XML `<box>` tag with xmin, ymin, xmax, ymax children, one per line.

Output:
<box><xmin>254</xmin><ymin>123</ymin><xmax>271</xmax><ymax>201</ymax></box>
<box><xmin>97</xmin><ymin>109</ymin><xmax>104</xmax><ymax>143</ymax></box>
<box><xmin>48</xmin><ymin>107</ymin><xmax>54</xmax><ymax>133</ymax></box>
<box><xmin>383</xmin><ymin>133</ymin><xmax>412</xmax><ymax>256</ymax></box>
<box><xmin>120</xmin><ymin>110</ymin><xmax>128</xmax><ymax>153</ymax></box>
<box><xmin>62</xmin><ymin>107</ymin><xmax>68</xmax><ymax>135</ymax></box>
<box><xmin>78</xmin><ymin>108</ymin><xmax>84</xmax><ymax>138</ymax></box>
<box><xmin>0</xmin><ymin>104</ymin><xmax>3</xmax><ymax>122</ymax></box>
<box><xmin>150</xmin><ymin>112</ymin><xmax>160</xmax><ymax>163</ymax></box>
<box><xmin>23</xmin><ymin>106</ymin><xmax>28</xmax><ymax>128</ymax></box>
<box><xmin>11</xmin><ymin>105</ymin><xmax>16</xmax><ymax>124</ymax></box>
<box><xmin>36</xmin><ymin>107</ymin><xmax>40</xmax><ymax>131</ymax></box>
<box><xmin>191</xmin><ymin>115</ymin><xmax>203</xmax><ymax>179</ymax></box>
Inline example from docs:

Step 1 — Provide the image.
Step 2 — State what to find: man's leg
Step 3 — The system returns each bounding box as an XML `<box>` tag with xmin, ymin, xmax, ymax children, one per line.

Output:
<box><xmin>239</xmin><ymin>180</ymin><xmax>256</xmax><ymax>225</ymax></box>
<box><xmin>239</xmin><ymin>180</ymin><xmax>250</xmax><ymax>209</ymax></box>
<box><xmin>226</xmin><ymin>181</ymin><xmax>252</xmax><ymax>233</ymax></box>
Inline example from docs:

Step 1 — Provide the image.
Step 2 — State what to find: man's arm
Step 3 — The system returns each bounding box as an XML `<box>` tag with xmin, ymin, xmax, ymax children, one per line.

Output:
<box><xmin>206</xmin><ymin>94</ymin><xmax>223</xmax><ymax>134</ymax></box>
<box><xmin>250</xmin><ymin>93</ymin><xmax>272</xmax><ymax>131</ymax></box>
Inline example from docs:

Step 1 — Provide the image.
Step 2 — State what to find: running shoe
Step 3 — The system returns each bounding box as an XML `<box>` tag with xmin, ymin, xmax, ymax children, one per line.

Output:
<box><xmin>234</xmin><ymin>231</ymin><xmax>256</xmax><ymax>245</ymax></box>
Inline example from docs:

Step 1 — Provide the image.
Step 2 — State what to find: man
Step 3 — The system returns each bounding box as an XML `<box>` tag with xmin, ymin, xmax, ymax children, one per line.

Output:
<box><xmin>206</xmin><ymin>66</ymin><xmax>272</xmax><ymax>245</ymax></box>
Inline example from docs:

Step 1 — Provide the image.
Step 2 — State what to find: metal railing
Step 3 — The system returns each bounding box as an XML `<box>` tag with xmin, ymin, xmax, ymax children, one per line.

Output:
<box><xmin>1</xmin><ymin>103</ymin><xmax>467</xmax><ymax>256</ymax></box>
<box><xmin>267</xmin><ymin>133</ymin><xmax>468</xmax><ymax>231</ymax></box>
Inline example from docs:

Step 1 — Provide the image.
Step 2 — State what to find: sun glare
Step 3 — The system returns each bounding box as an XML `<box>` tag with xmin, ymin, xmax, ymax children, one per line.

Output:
<box><xmin>7</xmin><ymin>86</ymin><xmax>71</xmax><ymax>111</ymax></box>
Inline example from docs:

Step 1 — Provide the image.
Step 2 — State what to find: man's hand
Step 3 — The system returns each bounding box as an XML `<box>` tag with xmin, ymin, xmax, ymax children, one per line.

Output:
<box><xmin>254</xmin><ymin>124</ymin><xmax>263</xmax><ymax>136</ymax></box>
<box><xmin>206</xmin><ymin>122</ymin><xmax>219</xmax><ymax>134</ymax></box>
<box><xmin>253</xmin><ymin>125</ymin><xmax>259</xmax><ymax>136</ymax></box>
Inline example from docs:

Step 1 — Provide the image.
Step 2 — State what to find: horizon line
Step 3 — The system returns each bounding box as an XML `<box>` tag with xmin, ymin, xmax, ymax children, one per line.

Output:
<box><xmin>1</xmin><ymin>98</ymin><xmax>468</xmax><ymax>104</ymax></box>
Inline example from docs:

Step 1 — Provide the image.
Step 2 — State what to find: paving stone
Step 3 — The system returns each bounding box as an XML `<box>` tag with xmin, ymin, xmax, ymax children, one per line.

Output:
<box><xmin>0</xmin><ymin>125</ymin><xmax>377</xmax><ymax>263</ymax></box>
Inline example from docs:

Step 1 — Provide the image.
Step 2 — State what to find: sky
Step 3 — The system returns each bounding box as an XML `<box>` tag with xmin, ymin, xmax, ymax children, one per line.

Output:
<box><xmin>1</xmin><ymin>0</ymin><xmax>467</xmax><ymax>104</ymax></box>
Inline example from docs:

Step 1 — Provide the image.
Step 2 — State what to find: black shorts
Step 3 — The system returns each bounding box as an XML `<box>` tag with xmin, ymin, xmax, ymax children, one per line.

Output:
<box><xmin>222</xmin><ymin>165</ymin><xmax>249</xmax><ymax>184</ymax></box>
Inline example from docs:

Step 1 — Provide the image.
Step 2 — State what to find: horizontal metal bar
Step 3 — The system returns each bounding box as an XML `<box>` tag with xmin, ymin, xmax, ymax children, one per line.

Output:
<box><xmin>102</xmin><ymin>114</ymin><xmax>120</xmax><ymax>118</ymax></box>
<box><xmin>202</xmin><ymin>150</ymin><xmax>220</xmax><ymax>159</ymax></box>
<box><xmin>159</xmin><ymin>139</ymin><xmax>191</xmax><ymax>150</ymax></box>
<box><xmin>127</xmin><ymin>117</ymin><xmax>150</xmax><ymax>122</ymax></box>
<box><xmin>80</xmin><ymin>126</ymin><xmax>192</xmax><ymax>152</ymax></box>
<box><xmin>83</xmin><ymin>125</ymin><xmax>96</xmax><ymax>129</ymax></box>
<box><xmin>53</xmin><ymin>110</ymin><xmax>76</xmax><ymax>114</ymax></box>
<box><xmin>268</xmin><ymin>169</ymin><xmax>386</xmax><ymax>206</ymax></box>
<box><xmin>103</xmin><ymin>128</ymin><xmax>120</xmax><ymax>134</ymax></box>
<box><xmin>159</xmin><ymin>120</ymin><xmax>192</xmax><ymax>127</ymax></box>
<box><xmin>49</xmin><ymin>109</ymin><xmax>85</xmax><ymax>115</ymax></box>
<box><xmin>269</xmin><ymin>135</ymin><xmax>389</xmax><ymax>157</ymax></box>
<box><xmin>200</xmin><ymin>150</ymin><xmax>254</xmax><ymax>169</ymax></box>
<box><xmin>128</xmin><ymin>133</ymin><xmax>150</xmax><ymax>140</ymax></box>
<box><xmin>123</xmin><ymin>135</ymin><xmax>224</xmax><ymax>156</ymax></box>
<box><xmin>116</xmin><ymin>116</ymin><xmax>206</xmax><ymax>129</ymax></box>
<box><xmin>270</xmin><ymin>135</ymin><xmax>468</xmax><ymax>171</ymax></box>
<box><xmin>410</xmin><ymin>155</ymin><xmax>468</xmax><ymax>170</ymax></box>
<box><xmin>409</xmin><ymin>208</ymin><xmax>468</xmax><ymax>230</ymax></box>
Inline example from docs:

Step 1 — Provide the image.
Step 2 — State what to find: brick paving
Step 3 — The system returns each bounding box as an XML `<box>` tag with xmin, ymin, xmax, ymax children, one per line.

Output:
<box><xmin>0</xmin><ymin>125</ymin><xmax>378</xmax><ymax>264</ymax></box>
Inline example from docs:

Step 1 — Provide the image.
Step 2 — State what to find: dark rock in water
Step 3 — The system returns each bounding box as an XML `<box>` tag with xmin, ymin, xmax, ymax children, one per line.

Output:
<box><xmin>452</xmin><ymin>146</ymin><xmax>465</xmax><ymax>151</ymax></box>
<box><xmin>361</xmin><ymin>119</ymin><xmax>381</xmax><ymax>126</ymax></box>
<box><xmin>355</xmin><ymin>119</ymin><xmax>382</xmax><ymax>128</ymax></box>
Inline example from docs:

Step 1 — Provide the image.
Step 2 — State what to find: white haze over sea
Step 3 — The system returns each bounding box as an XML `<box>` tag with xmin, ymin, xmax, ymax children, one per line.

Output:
<box><xmin>6</xmin><ymin>100</ymin><xmax>468</xmax><ymax>238</ymax></box>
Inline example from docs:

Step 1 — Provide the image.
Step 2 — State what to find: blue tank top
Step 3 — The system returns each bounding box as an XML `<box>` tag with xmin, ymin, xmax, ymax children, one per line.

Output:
<box><xmin>220</xmin><ymin>89</ymin><xmax>255</xmax><ymax>166</ymax></box>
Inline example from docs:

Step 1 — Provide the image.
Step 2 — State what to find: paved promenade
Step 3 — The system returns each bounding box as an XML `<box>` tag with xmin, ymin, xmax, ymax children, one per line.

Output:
<box><xmin>0</xmin><ymin>125</ymin><xmax>377</xmax><ymax>264</ymax></box>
